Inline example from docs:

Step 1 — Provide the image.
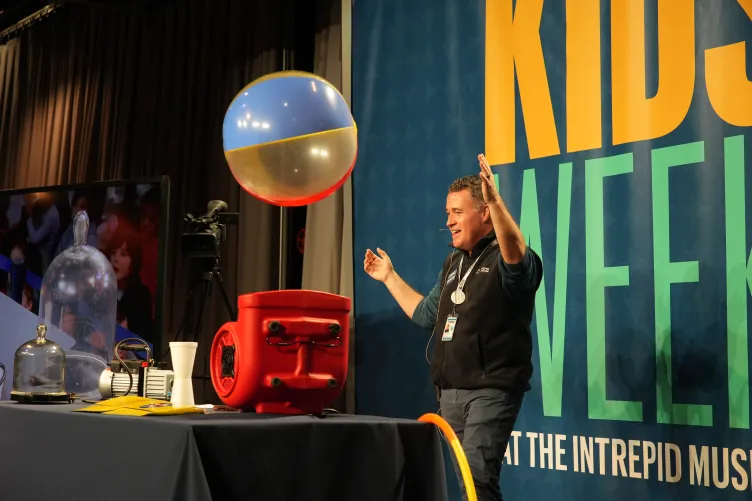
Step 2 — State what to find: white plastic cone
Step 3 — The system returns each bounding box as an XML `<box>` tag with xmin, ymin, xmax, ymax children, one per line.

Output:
<box><xmin>170</xmin><ymin>342</ymin><xmax>198</xmax><ymax>408</ymax></box>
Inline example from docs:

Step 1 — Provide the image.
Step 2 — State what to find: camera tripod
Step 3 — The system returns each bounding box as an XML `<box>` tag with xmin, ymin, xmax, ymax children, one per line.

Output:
<box><xmin>172</xmin><ymin>256</ymin><xmax>237</xmax><ymax>352</ymax></box>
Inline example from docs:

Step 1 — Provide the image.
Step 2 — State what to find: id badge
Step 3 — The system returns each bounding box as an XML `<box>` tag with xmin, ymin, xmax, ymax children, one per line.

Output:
<box><xmin>442</xmin><ymin>315</ymin><xmax>458</xmax><ymax>341</ymax></box>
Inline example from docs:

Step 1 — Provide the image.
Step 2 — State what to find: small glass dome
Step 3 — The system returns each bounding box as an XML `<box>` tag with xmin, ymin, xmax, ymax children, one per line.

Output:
<box><xmin>38</xmin><ymin>211</ymin><xmax>118</xmax><ymax>399</ymax></box>
<box><xmin>11</xmin><ymin>324</ymin><xmax>68</xmax><ymax>403</ymax></box>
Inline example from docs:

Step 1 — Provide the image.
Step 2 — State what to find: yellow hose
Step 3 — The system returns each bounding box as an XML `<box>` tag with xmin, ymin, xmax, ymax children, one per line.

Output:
<box><xmin>418</xmin><ymin>413</ymin><xmax>477</xmax><ymax>501</ymax></box>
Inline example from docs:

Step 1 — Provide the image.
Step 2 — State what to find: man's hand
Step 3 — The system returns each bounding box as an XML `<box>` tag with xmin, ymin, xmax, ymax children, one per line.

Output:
<box><xmin>477</xmin><ymin>152</ymin><xmax>527</xmax><ymax>264</ymax></box>
<box><xmin>364</xmin><ymin>247</ymin><xmax>425</xmax><ymax>319</ymax></box>
<box><xmin>364</xmin><ymin>248</ymin><xmax>394</xmax><ymax>282</ymax></box>
<box><xmin>478</xmin><ymin>153</ymin><xmax>502</xmax><ymax>205</ymax></box>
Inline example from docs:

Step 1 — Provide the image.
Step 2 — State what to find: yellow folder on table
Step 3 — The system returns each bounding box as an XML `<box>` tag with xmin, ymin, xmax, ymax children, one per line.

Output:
<box><xmin>74</xmin><ymin>395</ymin><xmax>205</xmax><ymax>416</ymax></box>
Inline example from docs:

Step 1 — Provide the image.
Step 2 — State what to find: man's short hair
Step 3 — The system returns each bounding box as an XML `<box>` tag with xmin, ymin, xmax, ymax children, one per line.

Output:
<box><xmin>448</xmin><ymin>174</ymin><xmax>485</xmax><ymax>209</ymax></box>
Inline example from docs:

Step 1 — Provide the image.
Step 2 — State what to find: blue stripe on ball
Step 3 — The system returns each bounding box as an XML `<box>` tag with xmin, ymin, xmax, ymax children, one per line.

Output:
<box><xmin>223</xmin><ymin>73</ymin><xmax>353</xmax><ymax>151</ymax></box>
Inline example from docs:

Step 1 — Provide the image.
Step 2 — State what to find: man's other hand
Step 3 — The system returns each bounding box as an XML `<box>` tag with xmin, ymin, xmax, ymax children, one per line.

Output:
<box><xmin>364</xmin><ymin>248</ymin><xmax>394</xmax><ymax>282</ymax></box>
<box><xmin>478</xmin><ymin>153</ymin><xmax>502</xmax><ymax>205</ymax></box>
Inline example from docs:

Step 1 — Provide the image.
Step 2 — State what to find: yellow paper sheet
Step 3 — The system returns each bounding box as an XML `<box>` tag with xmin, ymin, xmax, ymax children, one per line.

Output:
<box><xmin>74</xmin><ymin>396</ymin><xmax>205</xmax><ymax>416</ymax></box>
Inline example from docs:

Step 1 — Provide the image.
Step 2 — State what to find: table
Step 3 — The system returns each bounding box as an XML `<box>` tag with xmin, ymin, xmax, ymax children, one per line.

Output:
<box><xmin>0</xmin><ymin>402</ymin><xmax>448</xmax><ymax>501</ymax></box>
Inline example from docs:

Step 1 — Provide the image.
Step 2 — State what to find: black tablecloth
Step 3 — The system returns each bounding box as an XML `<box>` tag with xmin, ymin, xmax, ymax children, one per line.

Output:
<box><xmin>0</xmin><ymin>402</ymin><xmax>448</xmax><ymax>501</ymax></box>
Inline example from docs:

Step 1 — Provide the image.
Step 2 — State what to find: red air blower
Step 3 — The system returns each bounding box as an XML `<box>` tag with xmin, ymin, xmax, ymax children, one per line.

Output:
<box><xmin>209</xmin><ymin>289</ymin><xmax>350</xmax><ymax>415</ymax></box>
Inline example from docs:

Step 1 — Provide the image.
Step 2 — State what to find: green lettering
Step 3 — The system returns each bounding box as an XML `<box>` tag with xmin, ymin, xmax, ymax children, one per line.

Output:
<box><xmin>652</xmin><ymin>141</ymin><xmax>712</xmax><ymax>427</ymax></box>
<box><xmin>724</xmin><ymin>135</ymin><xmax>750</xmax><ymax>429</ymax></box>
<box><xmin>519</xmin><ymin>163</ymin><xmax>573</xmax><ymax>417</ymax></box>
<box><xmin>585</xmin><ymin>153</ymin><xmax>643</xmax><ymax>422</ymax></box>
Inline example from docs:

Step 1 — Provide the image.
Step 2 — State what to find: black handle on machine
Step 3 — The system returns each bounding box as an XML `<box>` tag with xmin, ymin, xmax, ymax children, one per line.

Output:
<box><xmin>265</xmin><ymin>319</ymin><xmax>344</xmax><ymax>348</ymax></box>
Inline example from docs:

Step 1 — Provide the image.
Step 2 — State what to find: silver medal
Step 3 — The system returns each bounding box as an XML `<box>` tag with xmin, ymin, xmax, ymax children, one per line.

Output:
<box><xmin>451</xmin><ymin>290</ymin><xmax>466</xmax><ymax>305</ymax></box>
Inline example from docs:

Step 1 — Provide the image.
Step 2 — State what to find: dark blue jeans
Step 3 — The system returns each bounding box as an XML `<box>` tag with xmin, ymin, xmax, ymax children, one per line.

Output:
<box><xmin>439</xmin><ymin>388</ymin><xmax>524</xmax><ymax>501</ymax></box>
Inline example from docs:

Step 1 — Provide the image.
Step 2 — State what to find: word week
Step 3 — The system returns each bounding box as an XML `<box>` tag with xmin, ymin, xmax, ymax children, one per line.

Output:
<box><xmin>519</xmin><ymin>136</ymin><xmax>751</xmax><ymax>429</ymax></box>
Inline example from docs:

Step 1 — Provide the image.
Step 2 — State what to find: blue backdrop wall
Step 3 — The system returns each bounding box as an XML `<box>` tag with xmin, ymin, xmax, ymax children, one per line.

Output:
<box><xmin>351</xmin><ymin>0</ymin><xmax>752</xmax><ymax>499</ymax></box>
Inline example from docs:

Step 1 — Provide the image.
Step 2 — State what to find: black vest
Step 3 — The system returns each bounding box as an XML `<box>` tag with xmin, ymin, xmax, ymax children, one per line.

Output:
<box><xmin>430</xmin><ymin>233</ymin><xmax>535</xmax><ymax>392</ymax></box>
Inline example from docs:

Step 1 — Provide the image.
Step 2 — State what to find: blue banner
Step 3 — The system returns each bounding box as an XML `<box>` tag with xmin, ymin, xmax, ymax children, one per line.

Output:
<box><xmin>352</xmin><ymin>0</ymin><xmax>752</xmax><ymax>499</ymax></box>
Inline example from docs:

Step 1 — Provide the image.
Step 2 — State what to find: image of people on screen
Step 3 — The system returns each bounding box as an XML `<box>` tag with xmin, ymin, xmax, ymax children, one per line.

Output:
<box><xmin>107</xmin><ymin>222</ymin><xmax>154</xmax><ymax>341</ymax></box>
<box><xmin>0</xmin><ymin>182</ymin><xmax>162</xmax><ymax>350</ymax></box>
<box><xmin>55</xmin><ymin>191</ymin><xmax>99</xmax><ymax>254</ymax></box>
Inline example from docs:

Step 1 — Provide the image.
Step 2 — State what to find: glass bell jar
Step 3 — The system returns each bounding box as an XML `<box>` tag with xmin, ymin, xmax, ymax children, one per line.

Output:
<box><xmin>11</xmin><ymin>324</ymin><xmax>68</xmax><ymax>403</ymax></box>
<box><xmin>38</xmin><ymin>211</ymin><xmax>118</xmax><ymax>400</ymax></box>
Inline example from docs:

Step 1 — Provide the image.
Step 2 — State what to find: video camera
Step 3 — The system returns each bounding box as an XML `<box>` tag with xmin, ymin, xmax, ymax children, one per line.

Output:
<box><xmin>181</xmin><ymin>200</ymin><xmax>239</xmax><ymax>259</ymax></box>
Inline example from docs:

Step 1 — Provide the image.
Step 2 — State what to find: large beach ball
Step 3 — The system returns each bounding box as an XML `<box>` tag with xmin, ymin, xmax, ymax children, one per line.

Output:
<box><xmin>222</xmin><ymin>71</ymin><xmax>358</xmax><ymax>207</ymax></box>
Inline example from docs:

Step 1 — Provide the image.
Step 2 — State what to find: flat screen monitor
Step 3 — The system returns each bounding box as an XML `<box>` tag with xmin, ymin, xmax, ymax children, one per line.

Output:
<box><xmin>0</xmin><ymin>176</ymin><xmax>170</xmax><ymax>360</ymax></box>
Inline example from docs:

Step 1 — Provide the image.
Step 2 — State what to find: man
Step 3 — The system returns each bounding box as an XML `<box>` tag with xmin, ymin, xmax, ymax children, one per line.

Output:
<box><xmin>363</xmin><ymin>154</ymin><xmax>542</xmax><ymax>501</ymax></box>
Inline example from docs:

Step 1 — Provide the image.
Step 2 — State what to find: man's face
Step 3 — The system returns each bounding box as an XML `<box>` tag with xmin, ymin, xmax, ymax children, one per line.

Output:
<box><xmin>446</xmin><ymin>189</ymin><xmax>486</xmax><ymax>251</ymax></box>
